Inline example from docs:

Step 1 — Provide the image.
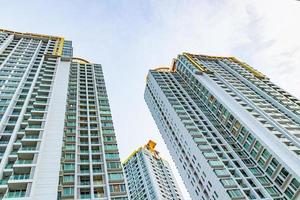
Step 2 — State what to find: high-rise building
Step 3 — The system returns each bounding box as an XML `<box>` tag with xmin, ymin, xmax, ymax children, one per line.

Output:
<box><xmin>144</xmin><ymin>53</ymin><xmax>300</xmax><ymax>200</ymax></box>
<box><xmin>0</xmin><ymin>29</ymin><xmax>128</xmax><ymax>200</ymax></box>
<box><xmin>123</xmin><ymin>140</ymin><xmax>184</xmax><ymax>200</ymax></box>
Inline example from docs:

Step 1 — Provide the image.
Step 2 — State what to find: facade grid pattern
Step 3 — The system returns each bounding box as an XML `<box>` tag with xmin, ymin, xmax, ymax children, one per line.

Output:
<box><xmin>145</xmin><ymin>53</ymin><xmax>300</xmax><ymax>200</ymax></box>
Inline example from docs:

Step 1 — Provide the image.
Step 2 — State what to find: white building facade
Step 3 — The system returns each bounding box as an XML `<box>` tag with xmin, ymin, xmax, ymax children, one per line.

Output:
<box><xmin>144</xmin><ymin>53</ymin><xmax>300</xmax><ymax>200</ymax></box>
<box><xmin>0</xmin><ymin>29</ymin><xmax>128</xmax><ymax>200</ymax></box>
<box><xmin>123</xmin><ymin>140</ymin><xmax>184</xmax><ymax>200</ymax></box>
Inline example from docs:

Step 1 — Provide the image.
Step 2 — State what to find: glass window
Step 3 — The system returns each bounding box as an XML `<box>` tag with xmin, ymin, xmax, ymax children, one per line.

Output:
<box><xmin>65</xmin><ymin>144</ymin><xmax>75</xmax><ymax>150</ymax></box>
<box><xmin>261</xmin><ymin>149</ymin><xmax>271</xmax><ymax>160</ymax></box>
<box><xmin>203</xmin><ymin>152</ymin><xmax>217</xmax><ymax>158</ymax></box>
<box><xmin>249</xmin><ymin>167</ymin><xmax>262</xmax><ymax>176</ymax></box>
<box><xmin>107</xmin><ymin>162</ymin><xmax>121</xmax><ymax>169</ymax></box>
<box><xmin>265</xmin><ymin>187</ymin><xmax>280</xmax><ymax>197</ymax></box>
<box><xmin>208</xmin><ymin>160</ymin><xmax>223</xmax><ymax>167</ymax></box>
<box><xmin>257</xmin><ymin>176</ymin><xmax>270</xmax><ymax>185</ymax></box>
<box><xmin>108</xmin><ymin>173</ymin><xmax>123</xmax><ymax>181</ymax></box>
<box><xmin>106</xmin><ymin>153</ymin><xmax>120</xmax><ymax>160</ymax></box>
<box><xmin>227</xmin><ymin>189</ymin><xmax>244</xmax><ymax>198</ymax></box>
<box><xmin>110</xmin><ymin>184</ymin><xmax>126</xmax><ymax>193</ymax></box>
<box><xmin>63</xmin><ymin>187</ymin><xmax>74</xmax><ymax>196</ymax></box>
<box><xmin>63</xmin><ymin>175</ymin><xmax>74</xmax><ymax>183</ymax></box>
<box><xmin>214</xmin><ymin>169</ymin><xmax>230</xmax><ymax>177</ymax></box>
<box><xmin>104</xmin><ymin>144</ymin><xmax>118</xmax><ymax>151</ymax></box>
<box><xmin>65</xmin><ymin>153</ymin><xmax>75</xmax><ymax>160</ymax></box>
<box><xmin>221</xmin><ymin>178</ymin><xmax>236</xmax><ymax>187</ymax></box>
<box><xmin>64</xmin><ymin>163</ymin><xmax>75</xmax><ymax>171</ymax></box>
<box><xmin>266</xmin><ymin>158</ymin><xmax>279</xmax><ymax>176</ymax></box>
<box><xmin>290</xmin><ymin>178</ymin><xmax>300</xmax><ymax>191</ymax></box>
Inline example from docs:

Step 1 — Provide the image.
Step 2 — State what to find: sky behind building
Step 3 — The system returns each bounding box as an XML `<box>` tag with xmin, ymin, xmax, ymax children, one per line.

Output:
<box><xmin>1</xmin><ymin>0</ymin><xmax>299</xmax><ymax>199</ymax></box>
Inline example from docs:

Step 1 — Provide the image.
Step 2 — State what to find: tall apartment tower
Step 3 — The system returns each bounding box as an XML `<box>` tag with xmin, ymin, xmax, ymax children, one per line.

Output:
<box><xmin>144</xmin><ymin>53</ymin><xmax>300</xmax><ymax>200</ymax></box>
<box><xmin>0</xmin><ymin>29</ymin><xmax>128</xmax><ymax>200</ymax></box>
<box><xmin>123</xmin><ymin>140</ymin><xmax>184</xmax><ymax>200</ymax></box>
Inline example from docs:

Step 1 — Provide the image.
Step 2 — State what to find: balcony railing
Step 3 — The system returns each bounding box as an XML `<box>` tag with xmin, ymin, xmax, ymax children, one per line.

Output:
<box><xmin>24</xmin><ymin>135</ymin><xmax>39</xmax><ymax>139</ymax></box>
<box><xmin>80</xmin><ymin>181</ymin><xmax>90</xmax><ymax>186</ymax></box>
<box><xmin>0</xmin><ymin>179</ymin><xmax>8</xmax><ymax>185</ymax></box>
<box><xmin>15</xmin><ymin>160</ymin><xmax>33</xmax><ymax>164</ymax></box>
<box><xmin>10</xmin><ymin>174</ymin><xmax>30</xmax><ymax>180</ymax></box>
<box><xmin>20</xmin><ymin>147</ymin><xmax>37</xmax><ymax>151</ymax></box>
<box><xmin>6</xmin><ymin>190</ymin><xmax>26</xmax><ymax>198</ymax></box>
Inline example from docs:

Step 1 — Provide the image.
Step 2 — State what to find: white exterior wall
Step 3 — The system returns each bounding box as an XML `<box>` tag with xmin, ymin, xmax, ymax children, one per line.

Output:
<box><xmin>196</xmin><ymin>74</ymin><xmax>300</xmax><ymax>179</ymax></box>
<box><xmin>145</xmin><ymin>74</ymin><xmax>231</xmax><ymax>200</ymax></box>
<box><xmin>145</xmin><ymin>53</ymin><xmax>300</xmax><ymax>200</ymax></box>
<box><xmin>124</xmin><ymin>146</ymin><xmax>184</xmax><ymax>200</ymax></box>
<box><xmin>30</xmin><ymin>60</ymin><xmax>70</xmax><ymax>199</ymax></box>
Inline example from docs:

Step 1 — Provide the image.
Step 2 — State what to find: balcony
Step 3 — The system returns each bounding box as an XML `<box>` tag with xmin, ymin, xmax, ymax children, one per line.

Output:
<box><xmin>10</xmin><ymin>174</ymin><xmax>30</xmax><ymax>181</ymax></box>
<box><xmin>26</xmin><ymin>125</ymin><xmax>42</xmax><ymax>129</ymax></box>
<box><xmin>30</xmin><ymin>114</ymin><xmax>45</xmax><ymax>120</ymax></box>
<box><xmin>0</xmin><ymin>179</ymin><xmax>8</xmax><ymax>185</ymax></box>
<box><xmin>14</xmin><ymin>160</ymin><xmax>33</xmax><ymax>165</ymax></box>
<box><xmin>80</xmin><ymin>193</ymin><xmax>91</xmax><ymax>199</ymax></box>
<box><xmin>33</xmin><ymin>101</ymin><xmax>47</xmax><ymax>105</ymax></box>
<box><xmin>5</xmin><ymin>164</ymin><xmax>13</xmax><ymax>170</ymax></box>
<box><xmin>7</xmin><ymin>121</ymin><xmax>17</xmax><ymax>125</ymax></box>
<box><xmin>0</xmin><ymin>141</ymin><xmax>9</xmax><ymax>146</ymax></box>
<box><xmin>91</xmin><ymin>150</ymin><xmax>101</xmax><ymax>154</ymax></box>
<box><xmin>31</xmin><ymin>108</ymin><xmax>46</xmax><ymax>113</ymax></box>
<box><xmin>11</xmin><ymin>111</ymin><xmax>21</xmax><ymax>116</ymax></box>
<box><xmin>93</xmin><ymin>179</ymin><xmax>104</xmax><ymax>186</ymax></box>
<box><xmin>94</xmin><ymin>192</ymin><xmax>105</xmax><ymax>198</ymax></box>
<box><xmin>18</xmin><ymin>146</ymin><xmax>38</xmax><ymax>154</ymax></box>
<box><xmin>14</xmin><ymin>139</ymin><xmax>21</xmax><ymax>145</ymax></box>
<box><xmin>23</xmin><ymin>135</ymin><xmax>40</xmax><ymax>140</ymax></box>
<box><xmin>20</xmin><ymin>146</ymin><xmax>36</xmax><ymax>151</ymax></box>
<box><xmin>80</xmin><ymin>180</ymin><xmax>90</xmax><ymax>186</ymax></box>
<box><xmin>80</xmin><ymin>141</ymin><xmax>89</xmax><ymax>145</ymax></box>
<box><xmin>90</xmin><ymin>133</ymin><xmax>100</xmax><ymax>137</ymax></box>
<box><xmin>5</xmin><ymin>190</ymin><xmax>26</xmax><ymax>198</ymax></box>
<box><xmin>92</xmin><ymin>159</ymin><xmax>102</xmax><ymax>163</ymax></box>
<box><xmin>80</xmin><ymin>150</ymin><xmax>89</xmax><ymax>154</ymax></box>
<box><xmin>93</xmin><ymin>168</ymin><xmax>102</xmax><ymax>174</ymax></box>
<box><xmin>80</xmin><ymin>170</ymin><xmax>90</xmax><ymax>174</ymax></box>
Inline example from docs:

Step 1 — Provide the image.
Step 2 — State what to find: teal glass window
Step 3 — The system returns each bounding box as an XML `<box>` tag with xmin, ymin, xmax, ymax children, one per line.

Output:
<box><xmin>106</xmin><ymin>153</ymin><xmax>120</xmax><ymax>160</ymax></box>
<box><xmin>108</xmin><ymin>173</ymin><xmax>123</xmax><ymax>181</ymax></box>
<box><xmin>63</xmin><ymin>187</ymin><xmax>74</xmax><ymax>196</ymax></box>
<box><xmin>63</xmin><ymin>163</ymin><xmax>75</xmax><ymax>171</ymax></box>
<box><xmin>227</xmin><ymin>189</ymin><xmax>244</xmax><ymax>198</ymax></box>
<box><xmin>63</xmin><ymin>175</ymin><xmax>74</xmax><ymax>183</ymax></box>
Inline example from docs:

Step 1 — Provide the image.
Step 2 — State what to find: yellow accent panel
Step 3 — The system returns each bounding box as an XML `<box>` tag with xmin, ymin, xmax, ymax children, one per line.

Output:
<box><xmin>229</xmin><ymin>57</ymin><xmax>266</xmax><ymax>79</ymax></box>
<box><xmin>145</xmin><ymin>140</ymin><xmax>159</xmax><ymax>159</ymax></box>
<box><xmin>183</xmin><ymin>52</ymin><xmax>211</xmax><ymax>73</ymax></box>
<box><xmin>148</xmin><ymin>59</ymin><xmax>177</xmax><ymax>82</ymax></box>
<box><xmin>152</xmin><ymin>59</ymin><xmax>177</xmax><ymax>73</ymax></box>
<box><xmin>122</xmin><ymin>147</ymin><xmax>142</xmax><ymax>164</ymax></box>
<box><xmin>146</xmin><ymin>140</ymin><xmax>157</xmax><ymax>152</ymax></box>
<box><xmin>123</xmin><ymin>140</ymin><xmax>159</xmax><ymax>164</ymax></box>
<box><xmin>54</xmin><ymin>37</ymin><xmax>64</xmax><ymax>57</ymax></box>
<box><xmin>171</xmin><ymin>58</ymin><xmax>177</xmax><ymax>72</ymax></box>
<box><xmin>197</xmin><ymin>54</ymin><xmax>232</xmax><ymax>60</ymax></box>
<box><xmin>153</xmin><ymin>67</ymin><xmax>171</xmax><ymax>72</ymax></box>
<box><xmin>184</xmin><ymin>53</ymin><xmax>265</xmax><ymax>79</ymax></box>
<box><xmin>0</xmin><ymin>28</ymin><xmax>65</xmax><ymax>57</ymax></box>
<box><xmin>72</xmin><ymin>57</ymin><xmax>90</xmax><ymax>64</ymax></box>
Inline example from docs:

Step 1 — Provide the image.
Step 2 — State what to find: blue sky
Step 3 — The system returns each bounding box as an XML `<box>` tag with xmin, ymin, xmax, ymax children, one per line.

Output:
<box><xmin>1</xmin><ymin>0</ymin><xmax>300</xmax><ymax>199</ymax></box>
